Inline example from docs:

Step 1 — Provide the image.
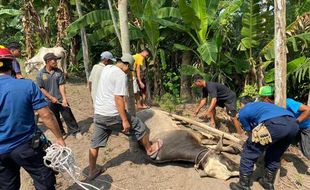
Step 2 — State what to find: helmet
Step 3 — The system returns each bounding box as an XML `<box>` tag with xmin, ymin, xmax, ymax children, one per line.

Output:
<box><xmin>259</xmin><ymin>86</ymin><xmax>274</xmax><ymax>97</ymax></box>
<box><xmin>0</xmin><ymin>46</ymin><xmax>15</xmax><ymax>60</ymax></box>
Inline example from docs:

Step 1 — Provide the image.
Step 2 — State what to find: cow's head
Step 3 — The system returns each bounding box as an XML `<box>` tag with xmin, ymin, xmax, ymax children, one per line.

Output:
<box><xmin>195</xmin><ymin>136</ymin><xmax>240</xmax><ymax>180</ymax></box>
<box><xmin>24</xmin><ymin>60</ymin><xmax>44</xmax><ymax>74</ymax></box>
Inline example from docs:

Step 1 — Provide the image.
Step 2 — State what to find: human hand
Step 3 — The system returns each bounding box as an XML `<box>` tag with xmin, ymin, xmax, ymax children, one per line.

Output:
<box><xmin>55</xmin><ymin>138</ymin><xmax>66</xmax><ymax>147</ymax></box>
<box><xmin>61</xmin><ymin>99</ymin><xmax>68</xmax><ymax>107</ymax></box>
<box><xmin>193</xmin><ymin>109</ymin><xmax>199</xmax><ymax>117</ymax></box>
<box><xmin>50</xmin><ymin>96</ymin><xmax>58</xmax><ymax>104</ymax></box>
<box><xmin>204</xmin><ymin>111</ymin><xmax>211</xmax><ymax>118</ymax></box>
<box><xmin>139</xmin><ymin>81</ymin><xmax>145</xmax><ymax>89</ymax></box>
<box><xmin>122</xmin><ymin>120</ymin><xmax>131</xmax><ymax>134</ymax></box>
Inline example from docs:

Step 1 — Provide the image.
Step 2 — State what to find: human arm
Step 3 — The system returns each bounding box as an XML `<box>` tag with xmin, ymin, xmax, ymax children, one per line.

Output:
<box><xmin>238</xmin><ymin>109</ymin><xmax>251</xmax><ymax>132</ymax></box>
<box><xmin>88</xmin><ymin>81</ymin><xmax>93</xmax><ymax>103</ymax></box>
<box><xmin>115</xmin><ymin>95</ymin><xmax>130</xmax><ymax>134</ymax></box>
<box><xmin>204</xmin><ymin>97</ymin><xmax>217</xmax><ymax>117</ymax></box>
<box><xmin>15</xmin><ymin>73</ymin><xmax>24</xmax><ymax>79</ymax></box>
<box><xmin>136</xmin><ymin>64</ymin><xmax>145</xmax><ymax>89</ymax></box>
<box><xmin>296</xmin><ymin>104</ymin><xmax>310</xmax><ymax>124</ymax></box>
<box><xmin>59</xmin><ymin>84</ymin><xmax>68</xmax><ymax>107</ymax></box>
<box><xmin>40</xmin><ymin>88</ymin><xmax>58</xmax><ymax>103</ymax></box>
<box><xmin>12</xmin><ymin>60</ymin><xmax>24</xmax><ymax>79</ymax></box>
<box><xmin>37</xmin><ymin>107</ymin><xmax>66</xmax><ymax>146</ymax></box>
<box><xmin>31</xmin><ymin>81</ymin><xmax>65</xmax><ymax>146</ymax></box>
<box><xmin>287</xmin><ymin>98</ymin><xmax>310</xmax><ymax>124</ymax></box>
<box><xmin>194</xmin><ymin>98</ymin><xmax>207</xmax><ymax>116</ymax></box>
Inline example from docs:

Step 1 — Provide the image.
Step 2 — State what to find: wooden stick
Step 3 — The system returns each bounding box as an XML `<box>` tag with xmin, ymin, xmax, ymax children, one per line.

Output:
<box><xmin>164</xmin><ymin>111</ymin><xmax>242</xmax><ymax>143</ymax></box>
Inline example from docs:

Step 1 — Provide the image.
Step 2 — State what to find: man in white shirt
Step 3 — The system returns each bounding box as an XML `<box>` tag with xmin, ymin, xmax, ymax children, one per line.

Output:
<box><xmin>88</xmin><ymin>54</ymin><xmax>163</xmax><ymax>180</ymax></box>
<box><xmin>88</xmin><ymin>51</ymin><xmax>116</xmax><ymax>103</ymax></box>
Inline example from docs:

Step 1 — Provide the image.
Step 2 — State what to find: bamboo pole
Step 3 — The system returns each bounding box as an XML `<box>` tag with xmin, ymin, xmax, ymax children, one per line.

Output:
<box><xmin>164</xmin><ymin>112</ymin><xmax>242</xmax><ymax>144</ymax></box>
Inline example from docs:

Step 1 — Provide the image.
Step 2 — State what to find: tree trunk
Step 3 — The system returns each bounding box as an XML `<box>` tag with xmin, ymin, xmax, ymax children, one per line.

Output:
<box><xmin>118</xmin><ymin>0</ymin><xmax>135</xmax><ymax>116</ymax></box>
<box><xmin>180</xmin><ymin>51</ymin><xmax>192</xmax><ymax>102</ymax></box>
<box><xmin>108</xmin><ymin>0</ymin><xmax>121</xmax><ymax>44</ymax></box>
<box><xmin>21</xmin><ymin>1</ymin><xmax>34</xmax><ymax>59</ymax></box>
<box><xmin>76</xmin><ymin>0</ymin><xmax>90</xmax><ymax>80</ymax></box>
<box><xmin>308</xmin><ymin>87</ymin><xmax>310</xmax><ymax>106</ymax></box>
<box><xmin>274</xmin><ymin>0</ymin><xmax>287</xmax><ymax>107</ymax></box>
<box><xmin>56</xmin><ymin>0</ymin><xmax>70</xmax><ymax>47</ymax></box>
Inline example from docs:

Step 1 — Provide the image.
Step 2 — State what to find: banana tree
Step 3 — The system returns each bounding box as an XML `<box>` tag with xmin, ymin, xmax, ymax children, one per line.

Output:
<box><xmin>148</xmin><ymin>0</ymin><xmax>244</xmax><ymax>83</ymax></box>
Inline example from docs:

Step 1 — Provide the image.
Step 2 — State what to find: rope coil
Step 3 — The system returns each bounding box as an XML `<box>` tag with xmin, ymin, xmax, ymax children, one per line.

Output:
<box><xmin>43</xmin><ymin>144</ymin><xmax>101</xmax><ymax>190</ymax></box>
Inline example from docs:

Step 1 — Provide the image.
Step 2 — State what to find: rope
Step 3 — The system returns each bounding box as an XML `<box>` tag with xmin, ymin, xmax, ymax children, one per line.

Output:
<box><xmin>43</xmin><ymin>144</ymin><xmax>101</xmax><ymax>190</ymax></box>
<box><xmin>43</xmin><ymin>144</ymin><xmax>127</xmax><ymax>190</ymax></box>
<box><xmin>194</xmin><ymin>149</ymin><xmax>211</xmax><ymax>169</ymax></box>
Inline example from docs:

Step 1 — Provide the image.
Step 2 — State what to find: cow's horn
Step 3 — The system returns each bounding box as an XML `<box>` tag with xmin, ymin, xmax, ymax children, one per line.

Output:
<box><xmin>214</xmin><ymin>134</ymin><xmax>223</xmax><ymax>153</ymax></box>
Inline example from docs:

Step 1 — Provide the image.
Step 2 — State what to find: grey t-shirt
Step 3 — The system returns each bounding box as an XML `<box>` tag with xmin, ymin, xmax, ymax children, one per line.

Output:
<box><xmin>36</xmin><ymin>67</ymin><xmax>65</xmax><ymax>102</ymax></box>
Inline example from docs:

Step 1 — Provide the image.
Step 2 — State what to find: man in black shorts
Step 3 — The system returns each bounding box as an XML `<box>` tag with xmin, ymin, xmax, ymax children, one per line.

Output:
<box><xmin>192</xmin><ymin>75</ymin><xmax>243</xmax><ymax>135</ymax></box>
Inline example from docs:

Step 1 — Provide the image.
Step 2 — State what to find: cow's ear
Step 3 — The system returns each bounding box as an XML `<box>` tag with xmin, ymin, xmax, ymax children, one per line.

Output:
<box><xmin>214</xmin><ymin>135</ymin><xmax>223</xmax><ymax>153</ymax></box>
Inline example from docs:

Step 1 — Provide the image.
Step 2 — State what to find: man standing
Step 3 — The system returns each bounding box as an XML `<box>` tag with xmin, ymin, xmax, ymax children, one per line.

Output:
<box><xmin>36</xmin><ymin>53</ymin><xmax>81</xmax><ymax>137</ymax></box>
<box><xmin>192</xmin><ymin>75</ymin><xmax>243</xmax><ymax>135</ymax></box>
<box><xmin>7</xmin><ymin>42</ymin><xmax>24</xmax><ymax>79</ymax></box>
<box><xmin>230</xmin><ymin>96</ymin><xmax>299</xmax><ymax>190</ymax></box>
<box><xmin>88</xmin><ymin>54</ymin><xmax>162</xmax><ymax>180</ymax></box>
<box><xmin>132</xmin><ymin>48</ymin><xmax>150</xmax><ymax>109</ymax></box>
<box><xmin>259</xmin><ymin>85</ymin><xmax>310</xmax><ymax>159</ymax></box>
<box><xmin>88</xmin><ymin>51</ymin><xmax>116</xmax><ymax>103</ymax></box>
<box><xmin>0</xmin><ymin>46</ymin><xmax>65</xmax><ymax>189</ymax></box>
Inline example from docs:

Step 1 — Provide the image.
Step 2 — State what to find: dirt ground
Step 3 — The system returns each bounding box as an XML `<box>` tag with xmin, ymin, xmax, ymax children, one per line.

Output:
<box><xmin>20</xmin><ymin>76</ymin><xmax>310</xmax><ymax>190</ymax></box>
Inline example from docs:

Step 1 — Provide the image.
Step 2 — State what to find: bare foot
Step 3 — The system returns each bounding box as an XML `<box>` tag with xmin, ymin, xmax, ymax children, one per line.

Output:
<box><xmin>87</xmin><ymin>167</ymin><xmax>106</xmax><ymax>181</ymax></box>
<box><xmin>147</xmin><ymin>139</ymin><xmax>163</xmax><ymax>159</ymax></box>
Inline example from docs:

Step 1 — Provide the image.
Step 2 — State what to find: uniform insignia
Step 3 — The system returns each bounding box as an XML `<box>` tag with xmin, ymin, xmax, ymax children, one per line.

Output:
<box><xmin>42</xmin><ymin>74</ymin><xmax>48</xmax><ymax>80</ymax></box>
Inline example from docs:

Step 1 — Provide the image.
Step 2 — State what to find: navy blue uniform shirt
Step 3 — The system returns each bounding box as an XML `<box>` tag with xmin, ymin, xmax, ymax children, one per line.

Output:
<box><xmin>0</xmin><ymin>75</ymin><xmax>47</xmax><ymax>153</ymax></box>
<box><xmin>238</xmin><ymin>102</ymin><xmax>294</xmax><ymax>131</ymax></box>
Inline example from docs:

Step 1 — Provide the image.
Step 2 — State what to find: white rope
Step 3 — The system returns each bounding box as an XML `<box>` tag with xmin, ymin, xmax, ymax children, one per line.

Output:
<box><xmin>43</xmin><ymin>144</ymin><xmax>101</xmax><ymax>190</ymax></box>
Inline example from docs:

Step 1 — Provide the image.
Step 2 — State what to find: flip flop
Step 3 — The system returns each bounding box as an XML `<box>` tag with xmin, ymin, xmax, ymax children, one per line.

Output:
<box><xmin>87</xmin><ymin>167</ymin><xmax>106</xmax><ymax>181</ymax></box>
<box><xmin>147</xmin><ymin>139</ymin><xmax>163</xmax><ymax>159</ymax></box>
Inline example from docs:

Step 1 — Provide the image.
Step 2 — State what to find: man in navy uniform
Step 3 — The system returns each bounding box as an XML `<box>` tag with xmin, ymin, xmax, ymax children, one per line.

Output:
<box><xmin>230</xmin><ymin>96</ymin><xmax>299</xmax><ymax>190</ymax></box>
<box><xmin>0</xmin><ymin>46</ymin><xmax>65</xmax><ymax>189</ymax></box>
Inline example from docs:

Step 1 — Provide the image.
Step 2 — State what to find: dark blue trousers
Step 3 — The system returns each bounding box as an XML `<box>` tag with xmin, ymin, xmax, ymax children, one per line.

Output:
<box><xmin>0</xmin><ymin>140</ymin><xmax>56</xmax><ymax>190</ymax></box>
<box><xmin>240</xmin><ymin>116</ymin><xmax>299</xmax><ymax>175</ymax></box>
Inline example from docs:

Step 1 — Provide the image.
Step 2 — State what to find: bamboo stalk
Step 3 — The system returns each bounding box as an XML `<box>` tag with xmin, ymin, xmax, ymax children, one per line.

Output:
<box><xmin>164</xmin><ymin>111</ymin><xmax>242</xmax><ymax>144</ymax></box>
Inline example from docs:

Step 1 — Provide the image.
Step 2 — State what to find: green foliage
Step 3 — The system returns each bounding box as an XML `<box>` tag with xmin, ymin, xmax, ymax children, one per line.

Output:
<box><xmin>67</xmin><ymin>63</ymin><xmax>85</xmax><ymax>75</ymax></box>
<box><xmin>237</xmin><ymin>0</ymin><xmax>261</xmax><ymax>51</ymax></box>
<box><xmin>240</xmin><ymin>85</ymin><xmax>258</xmax><ymax>98</ymax></box>
<box><xmin>265</xmin><ymin>56</ymin><xmax>309</xmax><ymax>83</ymax></box>
<box><xmin>159</xmin><ymin>49</ymin><xmax>180</xmax><ymax>96</ymax></box>
<box><xmin>180</xmin><ymin>64</ymin><xmax>210</xmax><ymax>80</ymax></box>
<box><xmin>157</xmin><ymin>93</ymin><xmax>181</xmax><ymax>113</ymax></box>
<box><xmin>65</xmin><ymin>10</ymin><xmax>112</xmax><ymax>39</ymax></box>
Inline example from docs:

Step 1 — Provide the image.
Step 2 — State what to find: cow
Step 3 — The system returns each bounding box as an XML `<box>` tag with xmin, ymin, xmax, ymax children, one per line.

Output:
<box><xmin>24</xmin><ymin>47</ymin><xmax>67</xmax><ymax>76</ymax></box>
<box><xmin>137</xmin><ymin>109</ymin><xmax>240</xmax><ymax>180</ymax></box>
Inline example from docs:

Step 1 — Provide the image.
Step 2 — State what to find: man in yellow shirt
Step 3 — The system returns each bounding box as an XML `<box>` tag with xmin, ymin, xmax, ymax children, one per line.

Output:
<box><xmin>132</xmin><ymin>48</ymin><xmax>150</xmax><ymax>109</ymax></box>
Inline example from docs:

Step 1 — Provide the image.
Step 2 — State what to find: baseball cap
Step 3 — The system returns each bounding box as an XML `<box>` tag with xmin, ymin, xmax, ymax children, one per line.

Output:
<box><xmin>43</xmin><ymin>53</ymin><xmax>61</xmax><ymax>62</ymax></box>
<box><xmin>100</xmin><ymin>51</ymin><xmax>116</xmax><ymax>61</ymax></box>
<box><xmin>7</xmin><ymin>42</ymin><xmax>21</xmax><ymax>50</ymax></box>
<box><xmin>259</xmin><ymin>86</ymin><xmax>274</xmax><ymax>96</ymax></box>
<box><xmin>0</xmin><ymin>46</ymin><xmax>15</xmax><ymax>60</ymax></box>
<box><xmin>117</xmin><ymin>53</ymin><xmax>134</xmax><ymax>70</ymax></box>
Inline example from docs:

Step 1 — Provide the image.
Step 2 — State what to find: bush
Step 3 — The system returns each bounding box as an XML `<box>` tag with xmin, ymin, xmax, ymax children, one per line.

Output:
<box><xmin>240</xmin><ymin>85</ymin><xmax>258</xmax><ymax>98</ymax></box>
<box><xmin>157</xmin><ymin>93</ymin><xmax>181</xmax><ymax>113</ymax></box>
